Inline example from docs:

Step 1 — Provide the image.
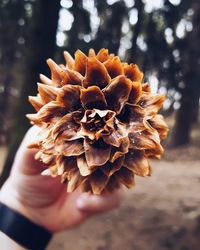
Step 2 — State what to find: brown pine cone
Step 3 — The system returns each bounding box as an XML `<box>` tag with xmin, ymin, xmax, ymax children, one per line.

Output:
<box><xmin>27</xmin><ymin>48</ymin><xmax>168</xmax><ymax>194</ymax></box>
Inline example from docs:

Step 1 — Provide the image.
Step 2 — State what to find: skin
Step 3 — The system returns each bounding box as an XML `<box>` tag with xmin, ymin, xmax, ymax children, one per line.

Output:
<box><xmin>0</xmin><ymin>126</ymin><xmax>123</xmax><ymax>249</ymax></box>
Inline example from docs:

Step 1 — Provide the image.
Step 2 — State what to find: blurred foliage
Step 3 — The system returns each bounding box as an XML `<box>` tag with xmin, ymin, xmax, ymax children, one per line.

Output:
<box><xmin>0</xmin><ymin>0</ymin><xmax>199</xmax><ymax>184</ymax></box>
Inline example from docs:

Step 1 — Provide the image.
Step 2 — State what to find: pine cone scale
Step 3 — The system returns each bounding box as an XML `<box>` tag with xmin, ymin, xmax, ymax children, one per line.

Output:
<box><xmin>80</xmin><ymin>86</ymin><xmax>107</xmax><ymax>109</ymax></box>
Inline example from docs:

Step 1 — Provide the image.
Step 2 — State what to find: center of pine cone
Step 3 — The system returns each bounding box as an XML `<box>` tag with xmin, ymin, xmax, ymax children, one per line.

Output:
<box><xmin>86</xmin><ymin>115</ymin><xmax>105</xmax><ymax>132</ymax></box>
<box><xmin>80</xmin><ymin>109</ymin><xmax>115</xmax><ymax>141</ymax></box>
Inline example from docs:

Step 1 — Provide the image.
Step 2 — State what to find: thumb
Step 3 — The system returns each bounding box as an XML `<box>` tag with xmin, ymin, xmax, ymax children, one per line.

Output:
<box><xmin>11</xmin><ymin>126</ymin><xmax>46</xmax><ymax>175</ymax></box>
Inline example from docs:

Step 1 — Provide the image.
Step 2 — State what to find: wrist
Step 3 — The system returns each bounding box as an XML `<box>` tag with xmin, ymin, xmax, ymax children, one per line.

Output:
<box><xmin>0</xmin><ymin>202</ymin><xmax>52</xmax><ymax>250</ymax></box>
<box><xmin>0</xmin><ymin>179</ymin><xmax>51</xmax><ymax>233</ymax></box>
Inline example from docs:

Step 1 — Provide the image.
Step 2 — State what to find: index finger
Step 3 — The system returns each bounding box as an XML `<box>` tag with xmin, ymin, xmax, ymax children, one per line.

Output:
<box><xmin>11</xmin><ymin>126</ymin><xmax>46</xmax><ymax>175</ymax></box>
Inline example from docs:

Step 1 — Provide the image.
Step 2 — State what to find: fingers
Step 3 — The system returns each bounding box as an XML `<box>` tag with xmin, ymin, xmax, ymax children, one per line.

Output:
<box><xmin>11</xmin><ymin>147</ymin><xmax>46</xmax><ymax>175</ymax></box>
<box><xmin>76</xmin><ymin>188</ymin><xmax>123</xmax><ymax>214</ymax></box>
<box><xmin>19</xmin><ymin>125</ymin><xmax>41</xmax><ymax>149</ymax></box>
<box><xmin>11</xmin><ymin>126</ymin><xmax>46</xmax><ymax>175</ymax></box>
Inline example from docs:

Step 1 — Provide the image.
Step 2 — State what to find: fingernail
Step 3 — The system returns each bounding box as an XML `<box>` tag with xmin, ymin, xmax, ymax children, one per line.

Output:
<box><xmin>76</xmin><ymin>193</ymin><xmax>90</xmax><ymax>209</ymax></box>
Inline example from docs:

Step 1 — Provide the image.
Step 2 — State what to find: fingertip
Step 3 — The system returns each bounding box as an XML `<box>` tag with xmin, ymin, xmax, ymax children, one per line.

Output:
<box><xmin>76</xmin><ymin>188</ymin><xmax>123</xmax><ymax>214</ymax></box>
<box><xmin>76</xmin><ymin>193</ymin><xmax>91</xmax><ymax>210</ymax></box>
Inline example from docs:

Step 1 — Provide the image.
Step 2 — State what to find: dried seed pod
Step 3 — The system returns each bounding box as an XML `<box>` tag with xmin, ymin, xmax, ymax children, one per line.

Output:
<box><xmin>27</xmin><ymin>48</ymin><xmax>168</xmax><ymax>194</ymax></box>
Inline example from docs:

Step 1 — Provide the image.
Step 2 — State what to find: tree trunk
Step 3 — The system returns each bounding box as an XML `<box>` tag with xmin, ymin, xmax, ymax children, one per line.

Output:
<box><xmin>172</xmin><ymin>84</ymin><xmax>199</xmax><ymax>146</ymax></box>
<box><xmin>191</xmin><ymin>90</ymin><xmax>199</xmax><ymax>123</ymax></box>
<box><xmin>127</xmin><ymin>0</ymin><xmax>144</xmax><ymax>63</ymax></box>
<box><xmin>173</xmin><ymin>1</ymin><xmax>200</xmax><ymax>146</ymax></box>
<box><xmin>93</xmin><ymin>1</ymin><xmax>126</xmax><ymax>54</ymax></box>
<box><xmin>0</xmin><ymin>1</ymin><xmax>60</xmax><ymax>187</ymax></box>
<box><xmin>0</xmin><ymin>0</ymin><xmax>24</xmax><ymax>144</ymax></box>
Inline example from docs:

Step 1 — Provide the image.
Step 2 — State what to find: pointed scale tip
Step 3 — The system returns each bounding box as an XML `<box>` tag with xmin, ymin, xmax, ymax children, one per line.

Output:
<box><xmin>88</xmin><ymin>48</ymin><xmax>96</xmax><ymax>57</ymax></box>
<box><xmin>46</xmin><ymin>58</ymin><xmax>62</xmax><ymax>73</ymax></box>
<box><xmin>39</xmin><ymin>74</ymin><xmax>52</xmax><ymax>85</ymax></box>
<box><xmin>63</xmin><ymin>51</ymin><xmax>74</xmax><ymax>69</ymax></box>
<box><xmin>41</xmin><ymin>168</ymin><xmax>52</xmax><ymax>176</ymax></box>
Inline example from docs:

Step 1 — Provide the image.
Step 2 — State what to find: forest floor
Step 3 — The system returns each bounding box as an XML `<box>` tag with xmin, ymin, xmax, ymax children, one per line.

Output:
<box><xmin>48</xmin><ymin>119</ymin><xmax>200</xmax><ymax>250</ymax></box>
<box><xmin>48</xmin><ymin>154</ymin><xmax>200</xmax><ymax>250</ymax></box>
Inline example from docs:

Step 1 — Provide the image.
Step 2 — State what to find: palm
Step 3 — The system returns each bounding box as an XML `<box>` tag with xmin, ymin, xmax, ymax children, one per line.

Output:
<box><xmin>10</xmin><ymin>145</ymin><xmax>88</xmax><ymax>232</ymax></box>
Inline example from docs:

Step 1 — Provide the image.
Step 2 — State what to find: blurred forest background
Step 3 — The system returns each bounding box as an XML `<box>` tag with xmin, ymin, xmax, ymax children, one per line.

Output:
<box><xmin>0</xmin><ymin>0</ymin><xmax>199</xmax><ymax>179</ymax></box>
<box><xmin>0</xmin><ymin>0</ymin><xmax>200</xmax><ymax>249</ymax></box>
<box><xmin>0</xmin><ymin>0</ymin><xmax>200</xmax><ymax>184</ymax></box>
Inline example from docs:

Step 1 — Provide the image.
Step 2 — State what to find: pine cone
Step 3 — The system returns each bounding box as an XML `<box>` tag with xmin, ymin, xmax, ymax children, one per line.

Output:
<box><xmin>27</xmin><ymin>48</ymin><xmax>168</xmax><ymax>194</ymax></box>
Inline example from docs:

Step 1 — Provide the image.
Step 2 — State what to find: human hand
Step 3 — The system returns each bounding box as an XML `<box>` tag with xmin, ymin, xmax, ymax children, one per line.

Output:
<box><xmin>0</xmin><ymin>126</ymin><xmax>123</xmax><ymax>233</ymax></box>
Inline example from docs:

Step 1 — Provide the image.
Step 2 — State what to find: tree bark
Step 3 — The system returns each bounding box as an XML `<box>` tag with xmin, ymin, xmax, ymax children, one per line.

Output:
<box><xmin>0</xmin><ymin>0</ymin><xmax>60</xmax><ymax>187</ymax></box>
<box><xmin>93</xmin><ymin>1</ymin><xmax>127</xmax><ymax>54</ymax></box>
<box><xmin>173</xmin><ymin>84</ymin><xmax>199</xmax><ymax>146</ymax></box>
<box><xmin>191</xmin><ymin>89</ymin><xmax>200</xmax><ymax>123</ymax></box>
<box><xmin>173</xmin><ymin>2</ymin><xmax>200</xmax><ymax>146</ymax></box>
<box><xmin>0</xmin><ymin>0</ymin><xmax>24</xmax><ymax>144</ymax></box>
<box><xmin>127</xmin><ymin>0</ymin><xmax>144</xmax><ymax>63</ymax></box>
